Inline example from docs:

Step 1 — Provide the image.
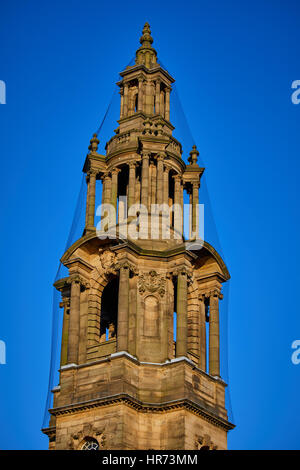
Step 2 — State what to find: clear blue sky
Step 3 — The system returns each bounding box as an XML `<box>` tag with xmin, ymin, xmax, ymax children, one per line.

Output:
<box><xmin>0</xmin><ymin>0</ymin><xmax>300</xmax><ymax>450</ymax></box>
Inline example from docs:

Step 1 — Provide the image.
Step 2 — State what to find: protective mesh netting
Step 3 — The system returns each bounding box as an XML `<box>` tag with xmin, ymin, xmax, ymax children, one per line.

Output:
<box><xmin>42</xmin><ymin>58</ymin><xmax>234</xmax><ymax>429</ymax></box>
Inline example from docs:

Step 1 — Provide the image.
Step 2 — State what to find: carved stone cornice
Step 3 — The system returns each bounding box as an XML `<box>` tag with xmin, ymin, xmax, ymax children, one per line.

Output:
<box><xmin>49</xmin><ymin>394</ymin><xmax>234</xmax><ymax>432</ymax></box>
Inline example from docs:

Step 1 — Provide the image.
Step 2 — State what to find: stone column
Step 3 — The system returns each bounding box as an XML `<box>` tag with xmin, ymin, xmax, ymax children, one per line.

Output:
<box><xmin>189</xmin><ymin>192</ymin><xmax>192</xmax><ymax>239</ymax></box>
<box><xmin>111</xmin><ymin>168</ymin><xmax>119</xmax><ymax>225</ymax></box>
<box><xmin>180</xmin><ymin>181</ymin><xmax>184</xmax><ymax>234</ymax></box>
<box><xmin>120</xmin><ymin>88</ymin><xmax>124</xmax><ymax>119</ymax></box>
<box><xmin>150</xmin><ymin>162</ymin><xmax>156</xmax><ymax>206</ymax></box>
<box><xmin>60</xmin><ymin>299</ymin><xmax>70</xmax><ymax>367</ymax></box>
<box><xmin>160</xmin><ymin>90</ymin><xmax>165</xmax><ymax>118</ymax></box>
<box><xmin>192</xmin><ymin>182</ymin><xmax>199</xmax><ymax>236</ymax></box>
<box><xmin>176</xmin><ymin>270</ymin><xmax>188</xmax><ymax>357</ymax></box>
<box><xmin>123</xmin><ymin>83</ymin><xmax>129</xmax><ymax>117</ymax></box>
<box><xmin>198</xmin><ymin>294</ymin><xmax>206</xmax><ymax>371</ymax></box>
<box><xmin>156</xmin><ymin>154</ymin><xmax>164</xmax><ymax>205</ymax></box>
<box><xmin>165</xmin><ymin>87</ymin><xmax>171</xmax><ymax>121</ymax></box>
<box><xmin>128</xmin><ymin>162</ymin><xmax>136</xmax><ymax>211</ymax></box>
<box><xmin>141</xmin><ymin>153</ymin><xmax>149</xmax><ymax>209</ymax></box>
<box><xmin>209</xmin><ymin>292</ymin><xmax>220</xmax><ymax>377</ymax></box>
<box><xmin>85</xmin><ymin>174</ymin><xmax>90</xmax><ymax>229</ymax></box>
<box><xmin>163</xmin><ymin>165</ymin><xmax>169</xmax><ymax>206</ymax></box>
<box><xmin>173</xmin><ymin>174</ymin><xmax>182</xmax><ymax>236</ymax></box>
<box><xmin>117</xmin><ymin>265</ymin><xmax>130</xmax><ymax>352</ymax></box>
<box><xmin>67</xmin><ymin>279</ymin><xmax>81</xmax><ymax>364</ymax></box>
<box><xmin>87</xmin><ymin>170</ymin><xmax>97</xmax><ymax>229</ymax></box>
<box><xmin>155</xmin><ymin>80</ymin><xmax>160</xmax><ymax>114</ymax></box>
<box><xmin>101</xmin><ymin>173</ymin><xmax>112</xmax><ymax>231</ymax></box>
<box><xmin>138</xmin><ymin>79</ymin><xmax>143</xmax><ymax>112</ymax></box>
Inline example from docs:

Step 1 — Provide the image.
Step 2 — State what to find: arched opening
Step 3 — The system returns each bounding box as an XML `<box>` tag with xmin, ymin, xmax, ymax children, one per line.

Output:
<box><xmin>134</xmin><ymin>93</ymin><xmax>138</xmax><ymax>112</ymax></box>
<box><xmin>100</xmin><ymin>277</ymin><xmax>119</xmax><ymax>342</ymax></box>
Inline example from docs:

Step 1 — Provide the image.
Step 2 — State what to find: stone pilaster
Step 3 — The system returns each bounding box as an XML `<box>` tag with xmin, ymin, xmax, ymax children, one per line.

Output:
<box><xmin>209</xmin><ymin>292</ymin><xmax>221</xmax><ymax>377</ymax></box>
<box><xmin>123</xmin><ymin>83</ymin><xmax>129</xmax><ymax>117</ymax></box>
<box><xmin>176</xmin><ymin>270</ymin><xmax>187</xmax><ymax>357</ymax></box>
<box><xmin>150</xmin><ymin>162</ymin><xmax>156</xmax><ymax>206</ymax></box>
<box><xmin>111</xmin><ymin>168</ymin><xmax>120</xmax><ymax>225</ymax></box>
<box><xmin>138</xmin><ymin>79</ymin><xmax>143</xmax><ymax>112</ymax></box>
<box><xmin>59</xmin><ymin>298</ymin><xmax>70</xmax><ymax>367</ymax></box>
<box><xmin>128</xmin><ymin>163</ymin><xmax>136</xmax><ymax>211</ymax></box>
<box><xmin>67</xmin><ymin>279</ymin><xmax>81</xmax><ymax>364</ymax></box>
<box><xmin>155</xmin><ymin>80</ymin><xmax>160</xmax><ymax>114</ymax></box>
<box><xmin>101</xmin><ymin>173</ymin><xmax>112</xmax><ymax>231</ymax></box>
<box><xmin>160</xmin><ymin>90</ymin><xmax>165</xmax><ymax>118</ymax></box>
<box><xmin>120</xmin><ymin>89</ymin><xmax>124</xmax><ymax>118</ymax></box>
<box><xmin>192</xmin><ymin>182</ymin><xmax>199</xmax><ymax>236</ymax></box>
<box><xmin>198</xmin><ymin>294</ymin><xmax>206</xmax><ymax>371</ymax></box>
<box><xmin>117</xmin><ymin>265</ymin><xmax>130</xmax><ymax>352</ymax></box>
<box><xmin>173</xmin><ymin>174</ymin><xmax>182</xmax><ymax>236</ymax></box>
<box><xmin>156</xmin><ymin>154</ymin><xmax>164</xmax><ymax>205</ymax></box>
<box><xmin>86</xmin><ymin>169</ymin><xmax>97</xmax><ymax>230</ymax></box>
<box><xmin>165</xmin><ymin>87</ymin><xmax>171</xmax><ymax>121</ymax></box>
<box><xmin>141</xmin><ymin>153</ymin><xmax>149</xmax><ymax>209</ymax></box>
<box><xmin>163</xmin><ymin>165</ymin><xmax>170</xmax><ymax>206</ymax></box>
<box><xmin>85</xmin><ymin>174</ymin><xmax>90</xmax><ymax>229</ymax></box>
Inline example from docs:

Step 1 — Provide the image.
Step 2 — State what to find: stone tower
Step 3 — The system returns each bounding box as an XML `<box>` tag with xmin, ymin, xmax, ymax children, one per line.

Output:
<box><xmin>43</xmin><ymin>23</ymin><xmax>234</xmax><ymax>450</ymax></box>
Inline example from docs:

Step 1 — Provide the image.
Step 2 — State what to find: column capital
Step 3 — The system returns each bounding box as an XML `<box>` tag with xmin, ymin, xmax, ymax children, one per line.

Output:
<box><xmin>69</xmin><ymin>274</ymin><xmax>90</xmax><ymax>289</ymax></box>
<box><xmin>141</xmin><ymin>152</ymin><xmax>150</xmax><ymax>160</ymax></box>
<box><xmin>173</xmin><ymin>173</ymin><xmax>182</xmax><ymax>182</ymax></box>
<box><xmin>111</xmin><ymin>167</ymin><xmax>121</xmax><ymax>175</ymax></box>
<box><xmin>115</xmin><ymin>259</ymin><xmax>138</xmax><ymax>275</ymax></box>
<box><xmin>201</xmin><ymin>289</ymin><xmax>223</xmax><ymax>300</ymax></box>
<box><xmin>128</xmin><ymin>161</ymin><xmax>136</xmax><ymax>169</ymax></box>
<box><xmin>59</xmin><ymin>298</ymin><xmax>70</xmax><ymax>309</ymax></box>
<box><xmin>156</xmin><ymin>152</ymin><xmax>165</xmax><ymax>161</ymax></box>
<box><xmin>101</xmin><ymin>171</ymin><xmax>111</xmax><ymax>181</ymax></box>
<box><xmin>87</xmin><ymin>168</ymin><xmax>98</xmax><ymax>177</ymax></box>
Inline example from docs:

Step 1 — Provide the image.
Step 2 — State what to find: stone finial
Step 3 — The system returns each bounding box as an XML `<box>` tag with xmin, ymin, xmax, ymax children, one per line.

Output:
<box><xmin>188</xmin><ymin>145</ymin><xmax>199</xmax><ymax>165</ymax></box>
<box><xmin>140</xmin><ymin>22</ymin><xmax>153</xmax><ymax>48</ymax></box>
<box><xmin>88</xmin><ymin>133</ymin><xmax>100</xmax><ymax>153</ymax></box>
<box><xmin>135</xmin><ymin>22</ymin><xmax>157</xmax><ymax>68</ymax></box>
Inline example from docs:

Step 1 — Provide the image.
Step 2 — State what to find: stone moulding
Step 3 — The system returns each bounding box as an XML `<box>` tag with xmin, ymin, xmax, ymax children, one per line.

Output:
<box><xmin>48</xmin><ymin>393</ymin><xmax>235</xmax><ymax>432</ymax></box>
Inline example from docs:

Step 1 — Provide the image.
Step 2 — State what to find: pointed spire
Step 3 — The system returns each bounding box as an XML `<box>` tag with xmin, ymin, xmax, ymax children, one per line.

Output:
<box><xmin>135</xmin><ymin>22</ymin><xmax>157</xmax><ymax>68</ymax></box>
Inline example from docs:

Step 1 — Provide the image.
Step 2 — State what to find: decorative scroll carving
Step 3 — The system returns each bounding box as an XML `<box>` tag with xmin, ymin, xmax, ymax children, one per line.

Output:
<box><xmin>195</xmin><ymin>434</ymin><xmax>217</xmax><ymax>450</ymax></box>
<box><xmin>138</xmin><ymin>270</ymin><xmax>166</xmax><ymax>297</ymax></box>
<box><xmin>68</xmin><ymin>425</ymin><xmax>106</xmax><ymax>450</ymax></box>
<box><xmin>99</xmin><ymin>249</ymin><xmax>118</xmax><ymax>272</ymax></box>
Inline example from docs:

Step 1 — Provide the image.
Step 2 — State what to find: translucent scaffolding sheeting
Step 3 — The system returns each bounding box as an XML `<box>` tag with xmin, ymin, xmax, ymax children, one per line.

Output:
<box><xmin>42</xmin><ymin>58</ymin><xmax>234</xmax><ymax>430</ymax></box>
